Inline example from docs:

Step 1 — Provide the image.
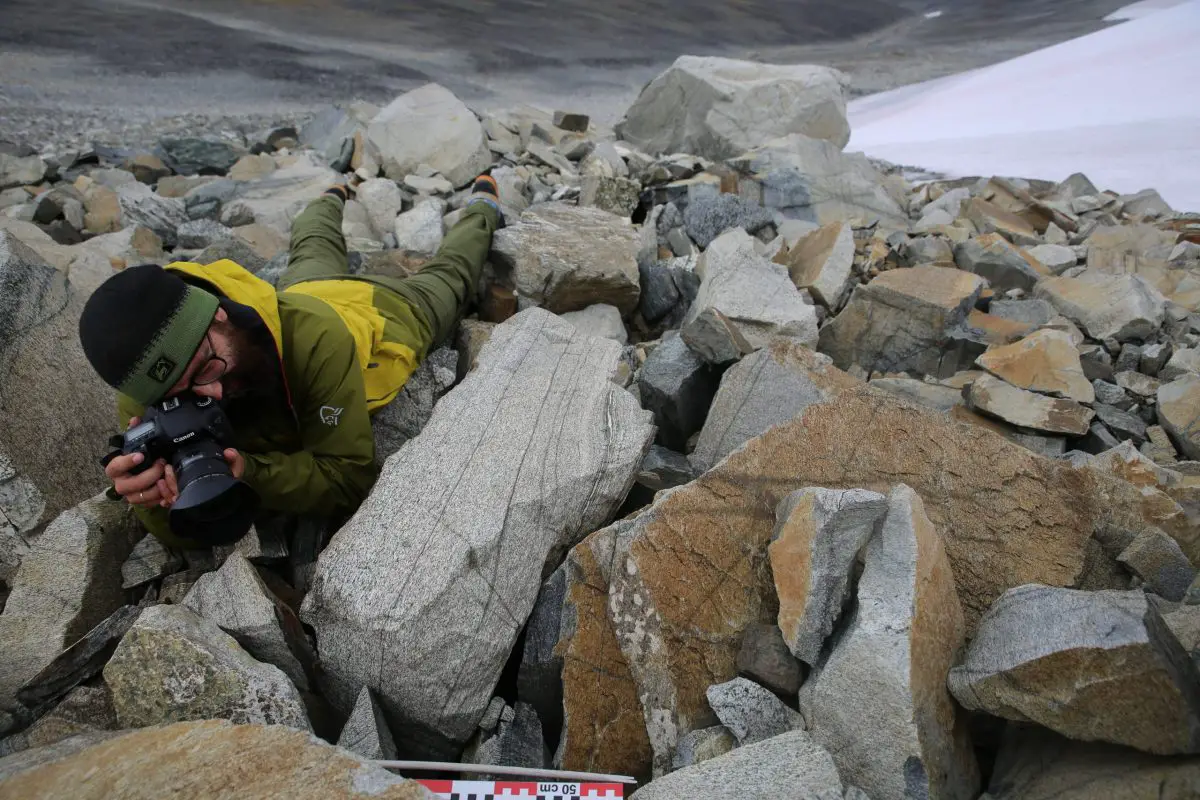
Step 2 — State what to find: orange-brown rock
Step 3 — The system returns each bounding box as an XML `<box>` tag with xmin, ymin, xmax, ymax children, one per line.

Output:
<box><xmin>555</xmin><ymin>523</ymin><xmax>653</xmax><ymax>782</ymax></box>
<box><xmin>977</xmin><ymin>329</ymin><xmax>1095</xmax><ymax>403</ymax></box>
<box><xmin>962</xmin><ymin>197</ymin><xmax>1040</xmax><ymax>246</ymax></box>
<box><xmin>0</xmin><ymin>719</ymin><xmax>434</xmax><ymax>799</ymax></box>
<box><xmin>603</xmin><ymin>380</ymin><xmax>1193</xmax><ymax>771</ymax></box>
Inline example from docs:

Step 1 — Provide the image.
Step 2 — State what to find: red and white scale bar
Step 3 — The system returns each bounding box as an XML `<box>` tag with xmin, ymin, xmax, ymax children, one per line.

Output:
<box><xmin>417</xmin><ymin>780</ymin><xmax>623</xmax><ymax>799</ymax></box>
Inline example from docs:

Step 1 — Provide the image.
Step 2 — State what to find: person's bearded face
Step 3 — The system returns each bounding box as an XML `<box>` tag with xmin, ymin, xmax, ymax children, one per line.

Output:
<box><xmin>164</xmin><ymin>307</ymin><xmax>266</xmax><ymax>402</ymax></box>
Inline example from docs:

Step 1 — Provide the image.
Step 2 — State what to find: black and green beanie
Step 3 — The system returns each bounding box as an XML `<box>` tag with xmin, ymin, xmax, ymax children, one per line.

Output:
<box><xmin>79</xmin><ymin>264</ymin><xmax>219</xmax><ymax>406</ymax></box>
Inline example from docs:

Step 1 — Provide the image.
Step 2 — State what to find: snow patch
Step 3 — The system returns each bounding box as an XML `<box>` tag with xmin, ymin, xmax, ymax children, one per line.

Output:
<box><xmin>924</xmin><ymin>10</ymin><xmax>943</xmax><ymax>19</ymax></box>
<box><xmin>847</xmin><ymin>0</ymin><xmax>1200</xmax><ymax>212</ymax></box>
<box><xmin>1105</xmin><ymin>0</ymin><xmax>1189</xmax><ymax>21</ymax></box>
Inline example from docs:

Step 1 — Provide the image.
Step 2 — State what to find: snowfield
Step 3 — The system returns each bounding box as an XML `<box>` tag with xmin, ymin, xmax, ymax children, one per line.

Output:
<box><xmin>846</xmin><ymin>0</ymin><xmax>1200</xmax><ymax>212</ymax></box>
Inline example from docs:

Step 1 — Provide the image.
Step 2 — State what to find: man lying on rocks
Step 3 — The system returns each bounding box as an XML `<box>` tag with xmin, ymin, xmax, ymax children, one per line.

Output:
<box><xmin>77</xmin><ymin>174</ymin><xmax>504</xmax><ymax>548</ymax></box>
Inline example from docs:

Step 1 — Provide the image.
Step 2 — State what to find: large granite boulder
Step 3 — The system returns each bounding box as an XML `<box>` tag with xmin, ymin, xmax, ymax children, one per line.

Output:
<box><xmin>492</xmin><ymin>203</ymin><xmax>642</xmax><ymax>314</ymax></box>
<box><xmin>1034</xmin><ymin>272</ymin><xmax>1166</xmax><ymax>342</ymax></box>
<box><xmin>799</xmin><ymin>485</ymin><xmax>980</xmax><ymax>800</ymax></box>
<box><xmin>0</xmin><ymin>719</ymin><xmax>434</xmax><ymax>798</ymax></box>
<box><xmin>367</xmin><ymin>83</ymin><xmax>491</xmax><ymax>188</ymax></box>
<box><xmin>103</xmin><ymin>604</ymin><xmax>310</xmax><ymax>731</ymax></box>
<box><xmin>948</xmin><ymin>585</ymin><xmax>1200</xmax><ymax>755</ymax></box>
<box><xmin>615</xmin><ymin>55</ymin><xmax>850</xmax><ymax>159</ymax></box>
<box><xmin>300</xmin><ymin>308</ymin><xmax>654</xmax><ymax>756</ymax></box>
<box><xmin>0</xmin><ymin>233</ymin><xmax>115</xmax><ymax>530</ymax></box>
<box><xmin>0</xmin><ymin>495</ymin><xmax>140</xmax><ymax>729</ymax></box>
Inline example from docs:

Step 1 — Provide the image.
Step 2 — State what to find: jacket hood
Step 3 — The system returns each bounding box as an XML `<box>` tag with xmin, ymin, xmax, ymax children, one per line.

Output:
<box><xmin>164</xmin><ymin>259</ymin><xmax>285</xmax><ymax>356</ymax></box>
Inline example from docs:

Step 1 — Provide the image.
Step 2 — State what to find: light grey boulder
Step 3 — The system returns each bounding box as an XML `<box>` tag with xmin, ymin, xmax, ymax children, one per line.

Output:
<box><xmin>103</xmin><ymin>604</ymin><xmax>310</xmax><ymax>730</ymax></box>
<box><xmin>181</xmin><ymin>553</ymin><xmax>313</xmax><ymax>691</ymax></box>
<box><xmin>175</xmin><ymin>219</ymin><xmax>232</xmax><ymax>250</ymax></box>
<box><xmin>1158</xmin><ymin>375</ymin><xmax>1200</xmax><ymax>460</ymax></box>
<box><xmin>337</xmin><ymin>686</ymin><xmax>397</xmax><ymax>760</ymax></box>
<box><xmin>988</xmin><ymin>299</ymin><xmax>1055</xmax><ymax>327</ymax></box>
<box><xmin>560</xmin><ymin>303</ymin><xmax>628</xmax><ymax>344</ymax></box>
<box><xmin>0</xmin><ymin>495</ymin><xmax>140</xmax><ymax>725</ymax></box>
<box><xmin>690</xmin><ymin>339</ymin><xmax>855</xmax><ymax>473</ymax></box>
<box><xmin>1025</xmin><ymin>243</ymin><xmax>1077</xmax><ymax>274</ymax></box>
<box><xmin>299</xmin><ymin>308</ymin><xmax>654</xmax><ymax>756</ymax></box>
<box><xmin>392</xmin><ymin>198</ymin><xmax>445</xmax><ymax>258</ymax></box>
<box><xmin>769</xmin><ymin>488</ymin><xmax>888</xmax><ymax>665</ymax></box>
<box><xmin>120</xmin><ymin>534</ymin><xmax>182</xmax><ymax>589</ymax></box>
<box><xmin>0</xmin><ymin>234</ymin><xmax>116</xmax><ymax>527</ymax></box>
<box><xmin>615</xmin><ymin>55</ymin><xmax>850</xmax><ymax>159</ymax></box>
<box><xmin>370</xmin><ymin>346</ymin><xmax>458</xmax><ymax>466</ymax></box>
<box><xmin>678</xmin><ymin>307</ymin><xmax>754</xmax><ymax>365</ymax></box>
<box><xmin>954</xmin><ymin>235</ymin><xmax>1046</xmax><ymax>292</ymax></box>
<box><xmin>948</xmin><ymin>585</ymin><xmax>1200</xmax><ymax>755</ymax></box>
<box><xmin>114</xmin><ymin>183</ymin><xmax>187</xmax><ymax>247</ymax></box>
<box><xmin>681</xmin><ymin>229</ymin><xmax>818</xmax><ymax>353</ymax></box>
<box><xmin>1034</xmin><ymin>272</ymin><xmax>1166</xmax><ymax>342</ymax></box>
<box><xmin>0</xmin><ymin>154</ymin><xmax>46</xmax><ymax>190</ymax></box>
<box><xmin>728</xmin><ymin>134</ymin><xmax>908</xmax><ymax>227</ymax></box>
<box><xmin>367</xmin><ymin>83</ymin><xmax>491</xmax><ymax>188</ymax></box>
<box><xmin>630</xmin><ymin>730</ymin><xmax>844</xmax><ymax>800</ymax></box>
<box><xmin>637</xmin><ymin>334</ymin><xmax>720</xmax><ymax>452</ymax></box>
<box><xmin>800</xmin><ymin>485</ymin><xmax>980</xmax><ymax>800</ymax></box>
<box><xmin>492</xmin><ymin>202</ymin><xmax>642</xmax><ymax>314</ymax></box>
<box><xmin>705</xmin><ymin>677</ymin><xmax>803</xmax><ymax>746</ymax></box>
<box><xmin>356</xmin><ymin>178</ymin><xmax>406</xmax><ymax>241</ymax></box>
<box><xmin>817</xmin><ymin>266</ymin><xmax>985</xmax><ymax>377</ymax></box>
<box><xmin>230</xmin><ymin>152</ymin><xmax>337</xmax><ymax>238</ymax></box>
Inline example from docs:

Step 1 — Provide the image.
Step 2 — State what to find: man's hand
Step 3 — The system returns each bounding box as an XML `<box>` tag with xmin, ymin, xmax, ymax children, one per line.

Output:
<box><xmin>223</xmin><ymin>448</ymin><xmax>245</xmax><ymax>479</ymax></box>
<box><xmin>106</xmin><ymin>416</ymin><xmax>177</xmax><ymax>509</ymax></box>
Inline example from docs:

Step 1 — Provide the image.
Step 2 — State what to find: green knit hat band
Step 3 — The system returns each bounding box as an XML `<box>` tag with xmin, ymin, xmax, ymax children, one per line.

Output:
<box><xmin>118</xmin><ymin>286</ymin><xmax>220</xmax><ymax>406</ymax></box>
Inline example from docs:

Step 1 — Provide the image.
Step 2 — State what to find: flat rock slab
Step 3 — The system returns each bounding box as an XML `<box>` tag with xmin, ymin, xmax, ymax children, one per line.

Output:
<box><xmin>818</xmin><ymin>265</ymin><xmax>985</xmax><ymax>376</ymax></box>
<box><xmin>1034</xmin><ymin>272</ymin><xmax>1166</xmax><ymax>342</ymax></box>
<box><xmin>615</xmin><ymin>55</ymin><xmax>850</xmax><ymax>160</ymax></box>
<box><xmin>773</xmin><ymin>220</ymin><xmax>855</xmax><ymax>309</ymax></box>
<box><xmin>103</xmin><ymin>604</ymin><xmax>310</xmax><ymax>731</ymax></box>
<box><xmin>15</xmin><ymin>605</ymin><xmax>140</xmax><ymax>710</ymax></box>
<box><xmin>954</xmin><ymin>233</ymin><xmax>1048</xmax><ymax>292</ymax></box>
<box><xmin>492</xmin><ymin>202</ymin><xmax>641</xmax><ymax>314</ymax></box>
<box><xmin>300</xmin><ymin>308</ymin><xmax>653</xmax><ymax>755</ymax></box>
<box><xmin>799</xmin><ymin>485</ymin><xmax>980</xmax><ymax>800</ymax></box>
<box><xmin>769</xmin><ymin>487</ymin><xmax>888</xmax><ymax>664</ymax></box>
<box><xmin>948</xmin><ymin>585</ymin><xmax>1200</xmax><ymax>755</ymax></box>
<box><xmin>704</xmin><ymin>677</ymin><xmax>803</xmax><ymax>745</ymax></box>
<box><xmin>628</xmin><ymin>729</ymin><xmax>843</xmax><ymax>800</ymax></box>
<box><xmin>0</xmin><ymin>719</ymin><xmax>433</xmax><ymax>798</ymax></box>
<box><xmin>977</xmin><ymin>329</ymin><xmax>1094</xmax><ymax>403</ymax></box>
<box><xmin>968</xmin><ymin>374</ymin><xmax>1094</xmax><ymax>436</ymax></box>
<box><xmin>690</xmin><ymin>339</ymin><xmax>859</xmax><ymax>474</ymax></box>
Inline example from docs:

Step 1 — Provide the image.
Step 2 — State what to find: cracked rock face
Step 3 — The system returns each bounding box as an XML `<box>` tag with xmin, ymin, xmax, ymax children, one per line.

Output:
<box><xmin>300</xmin><ymin>308</ymin><xmax>654</xmax><ymax>757</ymax></box>
<box><xmin>948</xmin><ymin>585</ymin><xmax>1200</xmax><ymax>755</ymax></box>
<box><xmin>799</xmin><ymin>485</ymin><xmax>980</xmax><ymax>800</ymax></box>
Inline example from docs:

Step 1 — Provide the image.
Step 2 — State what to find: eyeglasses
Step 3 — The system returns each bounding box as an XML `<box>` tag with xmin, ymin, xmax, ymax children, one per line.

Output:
<box><xmin>188</xmin><ymin>333</ymin><xmax>228</xmax><ymax>390</ymax></box>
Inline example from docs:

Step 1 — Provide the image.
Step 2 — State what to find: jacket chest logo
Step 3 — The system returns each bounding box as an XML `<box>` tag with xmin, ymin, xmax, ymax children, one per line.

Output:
<box><xmin>320</xmin><ymin>405</ymin><xmax>344</xmax><ymax>426</ymax></box>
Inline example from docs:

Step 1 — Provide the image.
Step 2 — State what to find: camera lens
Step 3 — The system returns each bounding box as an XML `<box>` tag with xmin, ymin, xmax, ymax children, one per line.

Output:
<box><xmin>169</xmin><ymin>442</ymin><xmax>259</xmax><ymax>544</ymax></box>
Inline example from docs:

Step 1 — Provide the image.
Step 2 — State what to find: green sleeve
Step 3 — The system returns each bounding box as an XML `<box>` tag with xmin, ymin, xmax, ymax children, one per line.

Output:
<box><xmin>240</xmin><ymin>321</ymin><xmax>378</xmax><ymax>518</ymax></box>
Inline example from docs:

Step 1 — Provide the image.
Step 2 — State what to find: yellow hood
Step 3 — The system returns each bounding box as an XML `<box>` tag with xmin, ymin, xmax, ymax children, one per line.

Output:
<box><xmin>165</xmin><ymin>259</ymin><xmax>285</xmax><ymax>356</ymax></box>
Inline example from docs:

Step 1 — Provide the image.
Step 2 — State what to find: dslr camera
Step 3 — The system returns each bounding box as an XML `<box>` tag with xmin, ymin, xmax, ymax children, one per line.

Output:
<box><xmin>103</xmin><ymin>394</ymin><xmax>259</xmax><ymax>544</ymax></box>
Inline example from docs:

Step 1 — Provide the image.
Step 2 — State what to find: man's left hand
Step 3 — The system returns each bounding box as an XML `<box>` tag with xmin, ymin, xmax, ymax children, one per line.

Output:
<box><xmin>224</xmin><ymin>448</ymin><xmax>245</xmax><ymax>479</ymax></box>
<box><xmin>156</xmin><ymin>448</ymin><xmax>244</xmax><ymax>508</ymax></box>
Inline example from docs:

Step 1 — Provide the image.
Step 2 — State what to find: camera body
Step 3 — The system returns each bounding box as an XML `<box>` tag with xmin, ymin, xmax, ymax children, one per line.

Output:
<box><xmin>105</xmin><ymin>394</ymin><xmax>259</xmax><ymax>544</ymax></box>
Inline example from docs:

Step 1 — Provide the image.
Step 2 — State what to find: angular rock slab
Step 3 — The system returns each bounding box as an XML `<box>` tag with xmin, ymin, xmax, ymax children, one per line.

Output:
<box><xmin>636</xmin><ymin>334</ymin><xmax>719</xmax><ymax>452</ymax></box>
<box><xmin>1159</xmin><ymin>375</ymin><xmax>1200</xmax><ymax>461</ymax></box>
<box><xmin>691</xmin><ymin>339</ymin><xmax>859</xmax><ymax>474</ymax></box>
<box><xmin>948</xmin><ymin>585</ymin><xmax>1200</xmax><ymax>755</ymax></box>
<box><xmin>120</xmin><ymin>534</ymin><xmax>182</xmax><ymax>588</ymax></box>
<box><xmin>682</xmin><ymin>229</ymin><xmax>819</xmax><ymax>355</ymax></box>
<box><xmin>977</xmin><ymin>329</ymin><xmax>1094</xmax><ymax>404</ymax></box>
<box><xmin>769</xmin><ymin>487</ymin><xmax>888</xmax><ymax>664</ymax></box>
<box><xmin>300</xmin><ymin>308</ymin><xmax>654</xmax><ymax>755</ymax></box>
<box><xmin>103</xmin><ymin>604</ymin><xmax>310</xmax><ymax>731</ymax></box>
<box><xmin>1034</xmin><ymin>272</ymin><xmax>1166</xmax><ymax>342</ymax></box>
<box><xmin>0</xmin><ymin>719</ymin><xmax>434</xmax><ymax>798</ymax></box>
<box><xmin>604</xmin><ymin>373</ymin><xmax>1191</xmax><ymax>775</ymax></box>
<box><xmin>0</xmin><ymin>233</ymin><xmax>115</xmax><ymax>528</ymax></box>
<box><xmin>337</xmin><ymin>686</ymin><xmax>398</xmax><ymax>761</ymax></box>
<box><xmin>367</xmin><ymin>83</ymin><xmax>491</xmax><ymax>188</ymax></box>
<box><xmin>817</xmin><ymin>265</ymin><xmax>985</xmax><ymax>376</ymax></box>
<box><xmin>984</xmin><ymin>723</ymin><xmax>1200</xmax><ymax>800</ymax></box>
<box><xmin>492</xmin><ymin>203</ymin><xmax>641</xmax><ymax>314</ymax></box>
<box><xmin>774</xmin><ymin>220</ymin><xmax>855</xmax><ymax>309</ymax></box>
<box><xmin>629</xmin><ymin>730</ymin><xmax>844</xmax><ymax>800</ymax></box>
<box><xmin>954</xmin><ymin>233</ymin><xmax>1047</xmax><ymax>292</ymax></box>
<box><xmin>967</xmin><ymin>374</ymin><xmax>1095</xmax><ymax>436</ymax></box>
<box><xmin>0</xmin><ymin>495</ymin><xmax>140</xmax><ymax>720</ymax></box>
<box><xmin>182</xmin><ymin>552</ymin><xmax>314</xmax><ymax>691</ymax></box>
<box><xmin>799</xmin><ymin>485</ymin><xmax>980</xmax><ymax>800</ymax></box>
<box><xmin>614</xmin><ymin>55</ymin><xmax>850</xmax><ymax>160</ymax></box>
<box><xmin>704</xmin><ymin>677</ymin><xmax>803</xmax><ymax>745</ymax></box>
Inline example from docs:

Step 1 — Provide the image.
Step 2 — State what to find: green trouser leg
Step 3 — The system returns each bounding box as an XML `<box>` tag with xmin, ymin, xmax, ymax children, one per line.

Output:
<box><xmin>279</xmin><ymin>194</ymin><xmax>349</xmax><ymax>289</ymax></box>
<box><xmin>385</xmin><ymin>202</ymin><xmax>500</xmax><ymax>349</ymax></box>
